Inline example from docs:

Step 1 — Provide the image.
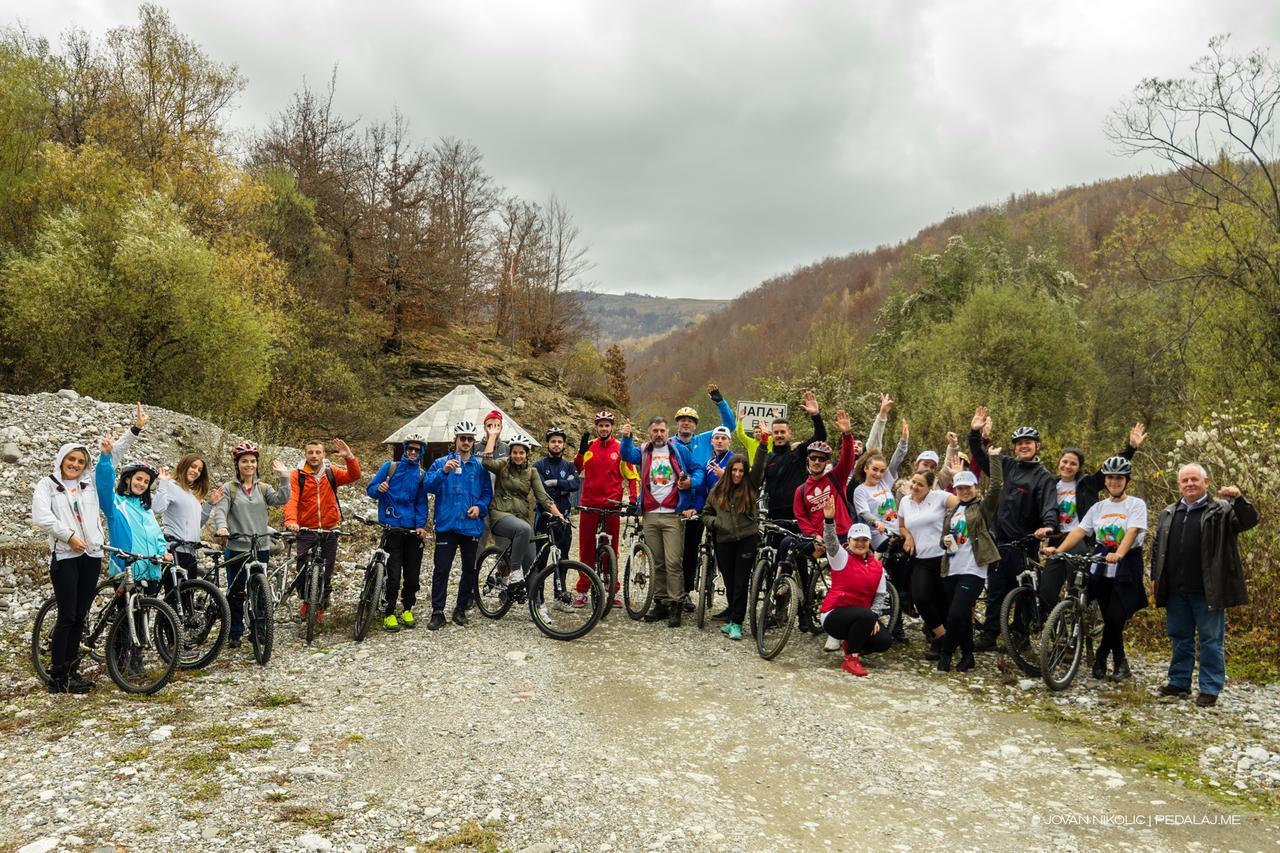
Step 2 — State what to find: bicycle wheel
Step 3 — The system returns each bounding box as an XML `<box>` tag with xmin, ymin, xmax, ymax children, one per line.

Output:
<box><xmin>475</xmin><ymin>546</ymin><xmax>515</xmax><ymax>619</ymax></box>
<box><xmin>30</xmin><ymin>595</ymin><xmax>58</xmax><ymax>684</ymax></box>
<box><xmin>694</xmin><ymin>549</ymin><xmax>713</xmax><ymax>630</ymax></box>
<box><xmin>1000</xmin><ymin>586</ymin><xmax>1042</xmax><ymax>677</ymax></box>
<box><xmin>303</xmin><ymin>557</ymin><xmax>323</xmax><ymax>644</ymax></box>
<box><xmin>805</xmin><ymin>560</ymin><xmax>832</xmax><ymax>635</ymax></box>
<box><xmin>529</xmin><ymin>560</ymin><xmax>604</xmax><ymax>641</ymax></box>
<box><xmin>876</xmin><ymin>580</ymin><xmax>901</xmax><ymax>636</ymax></box>
<box><xmin>756</xmin><ymin>574</ymin><xmax>800</xmax><ymax>660</ymax></box>
<box><xmin>247</xmin><ymin>573</ymin><xmax>274</xmax><ymax>666</ymax></box>
<box><xmin>623</xmin><ymin>543</ymin><xmax>656</xmax><ymax>620</ymax></box>
<box><xmin>596</xmin><ymin>545</ymin><xmax>617</xmax><ymax>619</ymax></box>
<box><xmin>353</xmin><ymin>558</ymin><xmax>385</xmax><ymax>641</ymax></box>
<box><xmin>1039</xmin><ymin>598</ymin><xmax>1084</xmax><ymax>691</ymax></box>
<box><xmin>83</xmin><ymin>578</ymin><xmax>119</xmax><ymax>664</ymax></box>
<box><xmin>746</xmin><ymin>557</ymin><xmax>773</xmax><ymax>642</ymax></box>
<box><xmin>168</xmin><ymin>579</ymin><xmax>230</xmax><ymax>670</ymax></box>
<box><xmin>105</xmin><ymin>597</ymin><xmax>181</xmax><ymax>695</ymax></box>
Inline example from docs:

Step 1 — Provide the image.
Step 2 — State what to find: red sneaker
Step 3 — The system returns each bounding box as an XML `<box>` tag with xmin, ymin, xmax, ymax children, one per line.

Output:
<box><xmin>316</xmin><ymin>609</ymin><xmax>325</xmax><ymax>624</ymax></box>
<box><xmin>841</xmin><ymin>654</ymin><xmax>869</xmax><ymax>677</ymax></box>
<box><xmin>300</xmin><ymin>602</ymin><xmax>309</xmax><ymax>618</ymax></box>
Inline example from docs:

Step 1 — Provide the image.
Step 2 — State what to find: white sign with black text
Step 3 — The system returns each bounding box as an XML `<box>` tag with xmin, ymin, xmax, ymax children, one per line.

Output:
<box><xmin>736</xmin><ymin>401</ymin><xmax>788</xmax><ymax>434</ymax></box>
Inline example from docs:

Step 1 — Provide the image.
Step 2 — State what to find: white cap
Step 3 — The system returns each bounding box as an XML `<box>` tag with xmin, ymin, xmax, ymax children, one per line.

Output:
<box><xmin>848</xmin><ymin>523</ymin><xmax>872</xmax><ymax>540</ymax></box>
<box><xmin>953</xmin><ymin>471</ymin><xmax>978</xmax><ymax>488</ymax></box>
<box><xmin>916</xmin><ymin>450</ymin><xmax>940</xmax><ymax>465</ymax></box>
<box><xmin>711</xmin><ymin>426</ymin><xmax>732</xmax><ymax>439</ymax></box>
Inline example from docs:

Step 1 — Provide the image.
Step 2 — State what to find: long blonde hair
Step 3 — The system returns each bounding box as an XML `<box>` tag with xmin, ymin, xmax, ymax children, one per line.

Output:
<box><xmin>175</xmin><ymin>454</ymin><xmax>211</xmax><ymax>501</ymax></box>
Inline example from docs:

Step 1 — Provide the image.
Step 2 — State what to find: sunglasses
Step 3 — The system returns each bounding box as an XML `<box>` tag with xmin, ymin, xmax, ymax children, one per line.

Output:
<box><xmin>457</xmin><ymin>436</ymin><xmax>475</xmax><ymax>442</ymax></box>
<box><xmin>807</xmin><ymin>455</ymin><xmax>829</xmax><ymax>462</ymax></box>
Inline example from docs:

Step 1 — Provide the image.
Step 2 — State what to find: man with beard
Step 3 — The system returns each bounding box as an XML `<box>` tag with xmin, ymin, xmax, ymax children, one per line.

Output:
<box><xmin>673</xmin><ymin>384</ymin><xmax>737</xmax><ymax>610</ymax></box>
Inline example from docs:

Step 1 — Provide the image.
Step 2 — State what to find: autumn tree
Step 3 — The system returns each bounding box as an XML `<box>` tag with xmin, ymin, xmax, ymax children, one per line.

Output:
<box><xmin>603</xmin><ymin>343</ymin><xmax>631</xmax><ymax>412</ymax></box>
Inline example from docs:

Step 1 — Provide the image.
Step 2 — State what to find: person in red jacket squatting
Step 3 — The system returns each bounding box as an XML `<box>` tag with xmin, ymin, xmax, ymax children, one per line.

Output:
<box><xmin>285</xmin><ymin>438</ymin><xmax>361</xmax><ymax>622</ymax></box>
<box><xmin>819</xmin><ymin>499</ymin><xmax>893</xmax><ymax>677</ymax></box>
<box><xmin>573</xmin><ymin>411</ymin><xmax>636</xmax><ymax>604</ymax></box>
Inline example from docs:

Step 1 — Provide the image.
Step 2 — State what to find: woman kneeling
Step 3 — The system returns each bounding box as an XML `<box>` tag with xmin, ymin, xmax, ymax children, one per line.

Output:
<box><xmin>818</xmin><ymin>496</ymin><xmax>891</xmax><ymax>678</ymax></box>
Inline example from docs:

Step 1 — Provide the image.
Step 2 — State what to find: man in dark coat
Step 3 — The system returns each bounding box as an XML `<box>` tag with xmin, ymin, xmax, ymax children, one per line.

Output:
<box><xmin>1149</xmin><ymin>463</ymin><xmax>1259</xmax><ymax>707</ymax></box>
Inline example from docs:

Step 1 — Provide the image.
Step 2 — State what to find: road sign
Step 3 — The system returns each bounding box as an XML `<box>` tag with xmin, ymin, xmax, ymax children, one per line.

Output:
<box><xmin>736</xmin><ymin>401</ymin><xmax>788</xmax><ymax>435</ymax></box>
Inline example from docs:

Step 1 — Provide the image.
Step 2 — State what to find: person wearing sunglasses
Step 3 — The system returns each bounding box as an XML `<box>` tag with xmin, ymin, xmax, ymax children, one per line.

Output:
<box><xmin>423</xmin><ymin>421</ymin><xmax>492</xmax><ymax>630</ymax></box>
<box><xmin>366</xmin><ymin>433</ymin><xmax>431</xmax><ymax>631</ymax></box>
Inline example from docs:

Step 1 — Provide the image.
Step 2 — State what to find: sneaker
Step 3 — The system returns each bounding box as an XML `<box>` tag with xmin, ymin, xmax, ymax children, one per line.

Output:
<box><xmin>300</xmin><ymin>602</ymin><xmax>309</xmax><ymax>619</ymax></box>
<box><xmin>955</xmin><ymin>652</ymin><xmax>976</xmax><ymax>672</ymax></box>
<box><xmin>721</xmin><ymin>623</ymin><xmax>733</xmax><ymax>636</ymax></box>
<box><xmin>427</xmin><ymin>611</ymin><xmax>446</xmax><ymax>631</ymax></box>
<box><xmin>46</xmin><ymin>671</ymin><xmax>68</xmax><ymax>694</ymax></box>
<box><xmin>841</xmin><ymin>654</ymin><xmax>869</xmax><ymax>677</ymax></box>
<box><xmin>1158</xmin><ymin>683</ymin><xmax>1190</xmax><ymax>698</ymax></box>
<box><xmin>383</xmin><ymin>615</ymin><xmax>401</xmax><ymax>632</ymax></box>
<box><xmin>452</xmin><ymin>608</ymin><xmax>469</xmax><ymax>627</ymax></box>
<box><xmin>1112</xmin><ymin>660</ymin><xmax>1132</xmax><ymax>681</ymax></box>
<box><xmin>613</xmin><ymin>594</ymin><xmax>624</xmax><ymax>608</ymax></box>
<box><xmin>572</xmin><ymin>593</ymin><xmax>588</xmax><ymax>608</ymax></box>
<box><xmin>536</xmin><ymin>604</ymin><xmax>552</xmax><ymax>623</ymax></box>
<box><xmin>642</xmin><ymin>602</ymin><xmax>670</xmax><ymax>623</ymax></box>
<box><xmin>726</xmin><ymin>623</ymin><xmax>743</xmax><ymax>641</ymax></box>
<box><xmin>399</xmin><ymin>609</ymin><xmax>416</xmax><ymax>629</ymax></box>
<box><xmin>712</xmin><ymin>608</ymin><xmax>732</xmax><ymax>621</ymax></box>
<box><xmin>823</xmin><ymin>635</ymin><xmax>841</xmax><ymax>652</ymax></box>
<box><xmin>924</xmin><ymin>637</ymin><xmax>942</xmax><ymax>661</ymax></box>
<box><xmin>316</xmin><ymin>609</ymin><xmax>325</xmax><ymax>624</ymax></box>
<box><xmin>1091</xmin><ymin>659</ymin><xmax>1107</xmax><ymax>680</ymax></box>
<box><xmin>67</xmin><ymin>671</ymin><xmax>95</xmax><ymax>692</ymax></box>
<box><xmin>667</xmin><ymin>604</ymin><xmax>682</xmax><ymax>628</ymax></box>
<box><xmin>1195</xmin><ymin>692</ymin><xmax>1219</xmax><ymax>708</ymax></box>
<box><xmin>128</xmin><ymin>651</ymin><xmax>146</xmax><ymax>679</ymax></box>
<box><xmin>227</xmin><ymin>636</ymin><xmax>242</xmax><ymax>649</ymax></box>
<box><xmin>681</xmin><ymin>594</ymin><xmax>695</xmax><ymax>613</ymax></box>
<box><xmin>553</xmin><ymin>596</ymin><xmax>576</xmax><ymax>613</ymax></box>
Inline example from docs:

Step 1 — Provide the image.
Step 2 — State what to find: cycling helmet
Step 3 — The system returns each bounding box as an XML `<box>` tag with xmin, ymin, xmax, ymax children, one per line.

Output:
<box><xmin>807</xmin><ymin>441</ymin><xmax>834</xmax><ymax>458</ymax></box>
<box><xmin>594</xmin><ymin>411</ymin><xmax>615</xmax><ymax>424</ymax></box>
<box><xmin>1011</xmin><ymin>426</ymin><xmax>1041</xmax><ymax>443</ymax></box>
<box><xmin>116</xmin><ymin>461</ymin><xmax>159</xmax><ymax>503</ymax></box>
<box><xmin>231</xmin><ymin>440</ymin><xmax>260</xmax><ymax>462</ymax></box>
<box><xmin>119</xmin><ymin>460</ymin><xmax>159</xmax><ymax>481</ymax></box>
<box><xmin>674</xmin><ymin>406</ymin><xmax>699</xmax><ymax>422</ymax></box>
<box><xmin>508</xmin><ymin>433</ymin><xmax>533</xmax><ymax>450</ymax></box>
<box><xmin>402</xmin><ymin>432</ymin><xmax>427</xmax><ymax>451</ymax></box>
<box><xmin>453</xmin><ymin>421</ymin><xmax>478</xmax><ymax>438</ymax></box>
<box><xmin>544</xmin><ymin>427</ymin><xmax>567</xmax><ymax>441</ymax></box>
<box><xmin>1099</xmin><ymin>456</ymin><xmax>1133</xmax><ymax>477</ymax></box>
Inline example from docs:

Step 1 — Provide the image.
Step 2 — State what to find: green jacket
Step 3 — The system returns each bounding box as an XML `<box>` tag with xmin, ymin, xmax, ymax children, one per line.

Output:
<box><xmin>699</xmin><ymin>444</ymin><xmax>767</xmax><ymax>544</ymax></box>
<box><xmin>941</xmin><ymin>454</ymin><xmax>1002</xmax><ymax>576</ymax></box>
<box><xmin>483</xmin><ymin>457</ymin><xmax>554</xmax><ymax>526</ymax></box>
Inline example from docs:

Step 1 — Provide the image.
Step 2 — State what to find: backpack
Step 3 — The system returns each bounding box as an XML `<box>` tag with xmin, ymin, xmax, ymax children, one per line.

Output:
<box><xmin>295</xmin><ymin>467</ymin><xmax>342</xmax><ymax>524</ymax></box>
<box><xmin>386</xmin><ymin>460</ymin><xmax>427</xmax><ymax>490</ymax></box>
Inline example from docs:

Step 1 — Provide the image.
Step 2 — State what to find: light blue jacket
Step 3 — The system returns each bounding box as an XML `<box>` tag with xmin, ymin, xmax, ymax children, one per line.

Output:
<box><xmin>674</xmin><ymin>397</ymin><xmax>736</xmax><ymax>471</ymax></box>
<box><xmin>96</xmin><ymin>451</ymin><xmax>167</xmax><ymax>581</ymax></box>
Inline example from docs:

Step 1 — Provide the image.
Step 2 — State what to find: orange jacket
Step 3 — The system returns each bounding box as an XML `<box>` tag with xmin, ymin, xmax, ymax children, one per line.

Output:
<box><xmin>285</xmin><ymin>458</ymin><xmax>361</xmax><ymax>530</ymax></box>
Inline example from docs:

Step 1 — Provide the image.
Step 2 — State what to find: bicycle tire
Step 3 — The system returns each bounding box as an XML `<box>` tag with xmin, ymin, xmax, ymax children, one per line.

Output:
<box><xmin>168</xmin><ymin>578</ymin><xmax>230</xmax><ymax>670</ymax></box>
<box><xmin>106</xmin><ymin>597</ymin><xmax>181</xmax><ymax>695</ymax></box>
<box><xmin>529</xmin><ymin>560</ymin><xmax>604</xmax><ymax>641</ymax></box>
<box><xmin>756</xmin><ymin>573</ymin><xmax>800</xmax><ymax>660</ymax></box>
<box><xmin>1039</xmin><ymin>598</ymin><xmax>1084</xmax><ymax>691</ymax></box>
<box><xmin>1000</xmin><ymin>586</ymin><xmax>1042</xmax><ymax>677</ymax></box>
<box><xmin>247</xmin><ymin>573</ymin><xmax>274</xmax><ymax>666</ymax></box>
<box><xmin>30</xmin><ymin>595</ymin><xmax>57</xmax><ymax>684</ymax></box>
<box><xmin>596</xmin><ymin>545</ymin><xmax>617</xmax><ymax>619</ymax></box>
<box><xmin>746</xmin><ymin>556</ymin><xmax>773</xmax><ymax>642</ymax></box>
<box><xmin>694</xmin><ymin>549</ymin><xmax>712</xmax><ymax>630</ymax></box>
<box><xmin>623</xmin><ymin>543</ymin><xmax>656</xmax><ymax>620</ymax></box>
<box><xmin>805</xmin><ymin>560</ymin><xmax>832</xmax><ymax>635</ymax></box>
<box><xmin>476</xmin><ymin>546</ymin><xmax>516</xmax><ymax>619</ymax></box>
<box><xmin>353</xmin><ymin>557</ymin><xmax>385</xmax><ymax>641</ymax></box>
<box><xmin>84</xmin><ymin>578</ymin><xmax>119</xmax><ymax>664</ymax></box>
<box><xmin>876</xmin><ymin>580</ymin><xmax>901</xmax><ymax>636</ymax></box>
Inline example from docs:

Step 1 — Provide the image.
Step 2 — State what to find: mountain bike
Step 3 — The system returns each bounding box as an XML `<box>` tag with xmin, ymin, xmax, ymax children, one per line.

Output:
<box><xmin>692</xmin><ymin>523</ymin><xmax>722</xmax><ymax>630</ymax></box>
<box><xmin>475</xmin><ymin>516</ymin><xmax>606</xmax><ymax>640</ymax></box>
<box><xmin>293</xmin><ymin>527</ymin><xmax>350</xmax><ymax>644</ymax></box>
<box><xmin>998</xmin><ymin>535</ymin><xmax>1057</xmax><ymax>676</ymax></box>
<box><xmin>621</xmin><ymin>508</ymin><xmax>656</xmax><ymax>620</ymax></box>
<box><xmin>160</xmin><ymin>539</ymin><xmax>231</xmax><ymax>670</ymax></box>
<box><xmin>207</xmin><ymin>533</ymin><xmax>281</xmax><ymax>666</ymax></box>
<box><xmin>1038</xmin><ymin>552</ymin><xmax>1104</xmax><ymax>691</ymax></box>
<box><xmin>578</xmin><ymin>501</ymin><xmax>631</xmax><ymax>619</ymax></box>
<box><xmin>352</xmin><ymin>518</ymin><xmax>395</xmax><ymax>642</ymax></box>
<box><xmin>32</xmin><ymin>575</ymin><xmax>119</xmax><ymax>685</ymax></box>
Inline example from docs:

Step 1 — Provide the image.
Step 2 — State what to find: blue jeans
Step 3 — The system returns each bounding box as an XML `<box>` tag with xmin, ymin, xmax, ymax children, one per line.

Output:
<box><xmin>1165</xmin><ymin>591</ymin><xmax>1226</xmax><ymax>695</ymax></box>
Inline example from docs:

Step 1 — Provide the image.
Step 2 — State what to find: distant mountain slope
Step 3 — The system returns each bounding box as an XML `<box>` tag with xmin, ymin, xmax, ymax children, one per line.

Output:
<box><xmin>627</xmin><ymin>174</ymin><xmax>1166</xmax><ymax>414</ymax></box>
<box><xmin>575</xmin><ymin>291</ymin><xmax>730</xmax><ymax>349</ymax></box>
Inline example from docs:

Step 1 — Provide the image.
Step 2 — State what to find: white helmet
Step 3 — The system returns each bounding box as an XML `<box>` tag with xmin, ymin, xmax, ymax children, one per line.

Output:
<box><xmin>403</xmin><ymin>432</ymin><xmax>427</xmax><ymax>451</ymax></box>
<box><xmin>453</xmin><ymin>421</ymin><xmax>478</xmax><ymax>438</ymax></box>
<box><xmin>508</xmin><ymin>433</ymin><xmax>533</xmax><ymax>450</ymax></box>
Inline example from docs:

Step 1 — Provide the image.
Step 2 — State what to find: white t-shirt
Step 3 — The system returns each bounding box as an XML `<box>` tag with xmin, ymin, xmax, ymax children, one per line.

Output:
<box><xmin>946</xmin><ymin>503</ymin><xmax>986</xmax><ymax>579</ymax></box>
<box><xmin>853</xmin><ymin>480</ymin><xmax>899</xmax><ymax>548</ymax></box>
<box><xmin>647</xmin><ymin>445</ymin><xmax>676</xmax><ymax>513</ymax></box>
<box><xmin>1079</xmin><ymin>495</ymin><xmax>1147</xmax><ymax>578</ymax></box>
<box><xmin>900</xmin><ymin>490</ymin><xmax>949</xmax><ymax>559</ymax></box>
<box><xmin>1056</xmin><ymin>478</ymin><xmax>1080</xmax><ymax>534</ymax></box>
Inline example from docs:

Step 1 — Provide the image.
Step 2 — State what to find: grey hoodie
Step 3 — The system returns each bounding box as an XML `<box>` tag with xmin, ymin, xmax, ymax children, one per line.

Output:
<box><xmin>31</xmin><ymin>442</ymin><xmax>107</xmax><ymax>560</ymax></box>
<box><xmin>210</xmin><ymin>474</ymin><xmax>290</xmax><ymax>551</ymax></box>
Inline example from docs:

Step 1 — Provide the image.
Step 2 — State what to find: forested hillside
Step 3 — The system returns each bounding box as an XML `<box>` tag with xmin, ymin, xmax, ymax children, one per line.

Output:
<box><xmin>576</xmin><ymin>291</ymin><xmax>730</xmax><ymax>349</ymax></box>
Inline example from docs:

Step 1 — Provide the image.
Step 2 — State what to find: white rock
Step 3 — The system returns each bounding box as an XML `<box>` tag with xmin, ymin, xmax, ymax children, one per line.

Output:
<box><xmin>998</xmin><ymin>744</ymin><xmax>1022</xmax><ymax>759</ymax></box>
<box><xmin>63</xmin><ymin>836</ymin><xmax>84</xmax><ymax>847</ymax></box>
<box><xmin>1245</xmin><ymin>746</ymin><xmax>1270</xmax><ymax>762</ymax></box>
<box><xmin>18</xmin><ymin>839</ymin><xmax>61</xmax><ymax>853</ymax></box>
<box><xmin>56</xmin><ymin>389</ymin><xmax>80</xmax><ymax>400</ymax></box>
<box><xmin>148</xmin><ymin>725</ymin><xmax>174</xmax><ymax>742</ymax></box>
<box><xmin>297</xmin><ymin>832</ymin><xmax>333</xmax><ymax>851</ymax></box>
<box><xmin>485</xmin><ymin>807</ymin><xmax>502</xmax><ymax>822</ymax></box>
<box><xmin>37</xmin><ymin>790</ymin><xmax>55</xmax><ymax>802</ymax></box>
<box><xmin>290</xmin><ymin>765</ymin><xmax>341</xmax><ymax>781</ymax></box>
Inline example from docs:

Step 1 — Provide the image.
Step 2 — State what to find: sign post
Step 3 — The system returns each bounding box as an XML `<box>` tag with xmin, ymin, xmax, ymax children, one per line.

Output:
<box><xmin>736</xmin><ymin>401</ymin><xmax>788</xmax><ymax>435</ymax></box>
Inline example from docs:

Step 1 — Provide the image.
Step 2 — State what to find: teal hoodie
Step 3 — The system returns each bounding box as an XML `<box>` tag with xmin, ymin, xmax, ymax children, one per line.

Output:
<box><xmin>96</xmin><ymin>450</ymin><xmax>168</xmax><ymax>581</ymax></box>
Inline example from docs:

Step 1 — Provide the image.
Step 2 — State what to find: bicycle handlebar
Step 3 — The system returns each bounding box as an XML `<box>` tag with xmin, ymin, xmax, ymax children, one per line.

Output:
<box><xmin>103</xmin><ymin>545</ymin><xmax>166</xmax><ymax>563</ymax></box>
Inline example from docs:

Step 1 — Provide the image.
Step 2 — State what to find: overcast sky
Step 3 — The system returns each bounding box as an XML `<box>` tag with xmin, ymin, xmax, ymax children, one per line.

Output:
<box><xmin>13</xmin><ymin>1</ymin><xmax>1280</xmax><ymax>298</ymax></box>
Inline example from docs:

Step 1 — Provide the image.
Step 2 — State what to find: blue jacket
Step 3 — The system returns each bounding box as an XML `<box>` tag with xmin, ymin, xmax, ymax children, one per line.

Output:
<box><xmin>533</xmin><ymin>454</ymin><xmax>579</xmax><ymax>514</ymax></box>
<box><xmin>424</xmin><ymin>452</ymin><xmax>492</xmax><ymax>538</ymax></box>
<box><xmin>96</xmin><ymin>452</ymin><xmax>167</xmax><ymax>581</ymax></box>
<box><xmin>695</xmin><ymin>448</ymin><xmax>736</xmax><ymax>511</ymax></box>
<box><xmin>674</xmin><ymin>397</ymin><xmax>736</xmax><ymax>471</ymax></box>
<box><xmin>619</xmin><ymin>436</ymin><xmax>699</xmax><ymax>513</ymax></box>
<box><xmin>366</xmin><ymin>458</ymin><xmax>429</xmax><ymax>529</ymax></box>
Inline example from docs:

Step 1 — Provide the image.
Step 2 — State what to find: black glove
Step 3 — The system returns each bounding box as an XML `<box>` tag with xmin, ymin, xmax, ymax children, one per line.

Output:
<box><xmin>708</xmin><ymin>387</ymin><xmax>723</xmax><ymax>403</ymax></box>
<box><xmin>579</xmin><ymin>432</ymin><xmax>591</xmax><ymax>455</ymax></box>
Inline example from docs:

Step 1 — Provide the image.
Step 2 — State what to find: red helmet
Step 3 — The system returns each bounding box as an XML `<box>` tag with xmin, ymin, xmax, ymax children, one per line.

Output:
<box><xmin>594</xmin><ymin>411</ymin><xmax>615</xmax><ymax>424</ymax></box>
<box><xmin>231</xmin><ymin>440</ymin><xmax>260</xmax><ymax>462</ymax></box>
<box><xmin>807</xmin><ymin>441</ymin><xmax>834</xmax><ymax>458</ymax></box>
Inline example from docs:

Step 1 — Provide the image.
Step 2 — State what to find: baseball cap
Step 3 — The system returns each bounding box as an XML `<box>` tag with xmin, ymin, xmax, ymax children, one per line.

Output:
<box><xmin>848</xmin><ymin>523</ymin><xmax>872</xmax><ymax>540</ymax></box>
<box><xmin>916</xmin><ymin>450</ymin><xmax>940</xmax><ymax>465</ymax></box>
<box><xmin>953</xmin><ymin>471</ymin><xmax>978</xmax><ymax>488</ymax></box>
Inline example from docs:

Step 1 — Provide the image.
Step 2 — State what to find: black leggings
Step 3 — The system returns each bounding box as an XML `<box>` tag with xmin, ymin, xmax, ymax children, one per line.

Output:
<box><xmin>942</xmin><ymin>574</ymin><xmax>984</xmax><ymax>657</ymax></box>
<box><xmin>383</xmin><ymin>529</ymin><xmax>424</xmax><ymax>615</ymax></box>
<box><xmin>910</xmin><ymin>556</ymin><xmax>947</xmax><ymax>634</ymax></box>
<box><xmin>822</xmin><ymin>606</ymin><xmax>893</xmax><ymax>655</ymax></box>
<box><xmin>432</xmin><ymin>531</ymin><xmax>479</xmax><ymax>613</ymax></box>
<box><xmin>1092</xmin><ymin>575</ymin><xmax>1129</xmax><ymax>667</ymax></box>
<box><xmin>49</xmin><ymin>554</ymin><xmax>102</xmax><ymax>675</ymax></box>
<box><xmin>714</xmin><ymin>534</ymin><xmax>758</xmax><ymax>624</ymax></box>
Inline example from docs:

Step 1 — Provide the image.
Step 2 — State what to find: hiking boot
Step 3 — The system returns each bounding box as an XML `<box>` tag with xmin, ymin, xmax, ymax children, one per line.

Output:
<box><xmin>726</xmin><ymin>623</ymin><xmax>743</xmax><ymax>641</ymax></box>
<box><xmin>841</xmin><ymin>654</ymin><xmax>869</xmax><ymax>677</ymax></box>
<box><xmin>227</xmin><ymin>636</ymin><xmax>242</xmax><ymax>649</ymax></box>
<box><xmin>1091</xmin><ymin>659</ymin><xmax>1108</xmax><ymax>680</ymax></box>
<box><xmin>67</xmin><ymin>668</ymin><xmax>95</xmax><ymax>692</ymax></box>
<box><xmin>1196</xmin><ymin>692</ymin><xmax>1219</xmax><ymax>708</ymax></box>
<box><xmin>642</xmin><ymin>602</ymin><xmax>670</xmax><ymax>623</ymax></box>
<box><xmin>955</xmin><ymin>652</ymin><xmax>977</xmax><ymax>672</ymax></box>
<box><xmin>427</xmin><ymin>611</ymin><xmax>446</xmax><ymax>631</ymax></box>
<box><xmin>451</xmin><ymin>608</ymin><xmax>469</xmax><ymax>627</ymax></box>
<box><xmin>1159</xmin><ymin>683</ymin><xmax>1190</xmax><ymax>698</ymax></box>
<box><xmin>47</xmin><ymin>670</ymin><xmax>68</xmax><ymax>694</ymax></box>
<box><xmin>924</xmin><ymin>637</ymin><xmax>943</xmax><ymax>661</ymax></box>
<box><xmin>383</xmin><ymin>614</ymin><xmax>401</xmax><ymax>632</ymax></box>
<box><xmin>399</xmin><ymin>609</ymin><xmax>416</xmax><ymax>629</ymax></box>
<box><xmin>667</xmin><ymin>604</ymin><xmax>682</xmax><ymax>627</ymax></box>
<box><xmin>1112</xmin><ymin>660</ymin><xmax>1132</xmax><ymax>681</ymax></box>
<box><xmin>936</xmin><ymin>652</ymin><xmax>953</xmax><ymax>673</ymax></box>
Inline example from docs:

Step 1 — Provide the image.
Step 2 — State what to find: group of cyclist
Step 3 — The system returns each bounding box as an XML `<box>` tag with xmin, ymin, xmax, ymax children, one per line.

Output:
<box><xmin>30</xmin><ymin>386</ymin><xmax>1258</xmax><ymax>707</ymax></box>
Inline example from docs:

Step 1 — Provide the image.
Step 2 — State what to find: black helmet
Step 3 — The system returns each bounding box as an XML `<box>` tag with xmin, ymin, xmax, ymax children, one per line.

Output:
<box><xmin>1011</xmin><ymin>426</ymin><xmax>1041</xmax><ymax>443</ymax></box>
<box><xmin>1099</xmin><ymin>456</ymin><xmax>1133</xmax><ymax>477</ymax></box>
<box><xmin>116</xmin><ymin>460</ymin><xmax>159</xmax><ymax>506</ymax></box>
<box><xmin>545</xmin><ymin>426</ymin><xmax>567</xmax><ymax>441</ymax></box>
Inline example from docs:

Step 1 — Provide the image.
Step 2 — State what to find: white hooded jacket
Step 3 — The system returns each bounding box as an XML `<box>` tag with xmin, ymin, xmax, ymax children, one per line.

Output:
<box><xmin>31</xmin><ymin>442</ymin><xmax>107</xmax><ymax>561</ymax></box>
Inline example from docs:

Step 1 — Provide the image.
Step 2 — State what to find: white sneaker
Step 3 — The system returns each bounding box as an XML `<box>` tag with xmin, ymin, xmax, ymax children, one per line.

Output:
<box><xmin>823</xmin><ymin>634</ymin><xmax>841</xmax><ymax>652</ymax></box>
<box><xmin>613</xmin><ymin>595</ymin><xmax>624</xmax><ymax>608</ymax></box>
<box><xmin>537</xmin><ymin>604</ymin><xmax>552</xmax><ymax>623</ymax></box>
